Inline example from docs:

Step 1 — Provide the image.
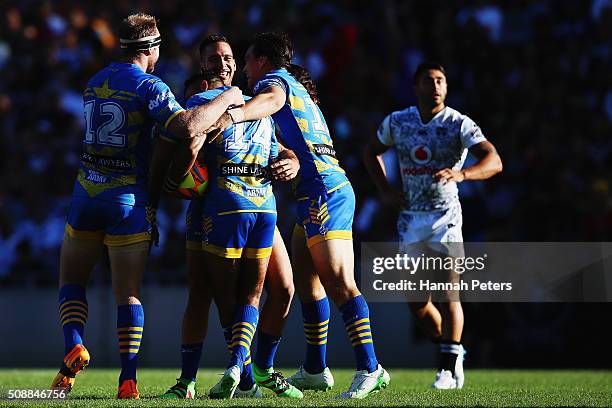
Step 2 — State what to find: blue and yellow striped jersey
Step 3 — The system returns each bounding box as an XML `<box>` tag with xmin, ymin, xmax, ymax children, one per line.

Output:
<box><xmin>73</xmin><ymin>62</ymin><xmax>184</xmax><ymax>206</ymax></box>
<box><xmin>187</xmin><ymin>87</ymin><xmax>278</xmax><ymax>214</ymax></box>
<box><xmin>253</xmin><ymin>68</ymin><xmax>349</xmax><ymax>198</ymax></box>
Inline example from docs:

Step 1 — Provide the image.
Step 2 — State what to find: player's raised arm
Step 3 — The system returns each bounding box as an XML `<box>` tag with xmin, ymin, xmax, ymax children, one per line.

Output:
<box><xmin>236</xmin><ymin>85</ymin><xmax>285</xmax><ymax>122</ymax></box>
<box><xmin>209</xmin><ymin>85</ymin><xmax>285</xmax><ymax>133</ymax></box>
<box><xmin>166</xmin><ymin>86</ymin><xmax>244</xmax><ymax>139</ymax></box>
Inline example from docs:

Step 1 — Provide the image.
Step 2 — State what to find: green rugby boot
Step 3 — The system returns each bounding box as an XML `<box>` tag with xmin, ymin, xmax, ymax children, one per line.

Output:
<box><xmin>252</xmin><ymin>363</ymin><xmax>303</xmax><ymax>398</ymax></box>
<box><xmin>159</xmin><ymin>378</ymin><xmax>196</xmax><ymax>399</ymax></box>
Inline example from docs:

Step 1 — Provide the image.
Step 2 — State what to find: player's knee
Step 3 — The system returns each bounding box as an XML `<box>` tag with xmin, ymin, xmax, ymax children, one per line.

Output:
<box><xmin>244</xmin><ymin>291</ymin><xmax>264</xmax><ymax>308</ymax></box>
<box><xmin>112</xmin><ymin>276</ymin><xmax>142</xmax><ymax>304</ymax></box>
<box><xmin>295</xmin><ymin>282</ymin><xmax>326</xmax><ymax>302</ymax></box>
<box><xmin>285</xmin><ymin>280</ymin><xmax>295</xmax><ymax>304</ymax></box>
<box><xmin>269</xmin><ymin>280</ymin><xmax>295</xmax><ymax>310</ymax></box>
<box><xmin>322</xmin><ymin>282</ymin><xmax>359</xmax><ymax>306</ymax></box>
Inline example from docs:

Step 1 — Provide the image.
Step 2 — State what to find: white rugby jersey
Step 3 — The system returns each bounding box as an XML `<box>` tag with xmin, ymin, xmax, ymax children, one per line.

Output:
<box><xmin>377</xmin><ymin>106</ymin><xmax>486</xmax><ymax>212</ymax></box>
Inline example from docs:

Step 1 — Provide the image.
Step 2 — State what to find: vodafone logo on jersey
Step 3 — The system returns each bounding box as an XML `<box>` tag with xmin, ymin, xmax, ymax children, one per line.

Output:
<box><xmin>410</xmin><ymin>145</ymin><xmax>433</xmax><ymax>164</ymax></box>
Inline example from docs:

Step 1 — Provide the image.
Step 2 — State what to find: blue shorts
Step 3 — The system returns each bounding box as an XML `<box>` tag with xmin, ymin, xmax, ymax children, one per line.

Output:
<box><xmin>193</xmin><ymin>211</ymin><xmax>276</xmax><ymax>259</ymax></box>
<box><xmin>295</xmin><ymin>181</ymin><xmax>354</xmax><ymax>248</ymax></box>
<box><xmin>65</xmin><ymin>196</ymin><xmax>151</xmax><ymax>246</ymax></box>
<box><xmin>186</xmin><ymin>201</ymin><xmax>281</xmax><ymax>256</ymax></box>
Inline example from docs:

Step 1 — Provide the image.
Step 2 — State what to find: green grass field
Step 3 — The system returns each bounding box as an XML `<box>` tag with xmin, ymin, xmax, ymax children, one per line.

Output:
<box><xmin>0</xmin><ymin>369</ymin><xmax>610</xmax><ymax>407</ymax></box>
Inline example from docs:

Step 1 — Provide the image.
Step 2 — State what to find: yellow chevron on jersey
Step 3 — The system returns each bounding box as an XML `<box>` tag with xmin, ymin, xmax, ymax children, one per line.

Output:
<box><xmin>314</xmin><ymin>160</ymin><xmax>345</xmax><ymax>174</ymax></box>
<box><xmin>289</xmin><ymin>95</ymin><xmax>306</xmax><ymax>112</ymax></box>
<box><xmin>296</xmin><ymin>117</ymin><xmax>310</xmax><ymax>133</ymax></box>
<box><xmin>216</xmin><ymin>180</ymin><xmax>273</xmax><ymax>207</ymax></box>
<box><xmin>77</xmin><ymin>169</ymin><xmax>137</xmax><ymax>198</ymax></box>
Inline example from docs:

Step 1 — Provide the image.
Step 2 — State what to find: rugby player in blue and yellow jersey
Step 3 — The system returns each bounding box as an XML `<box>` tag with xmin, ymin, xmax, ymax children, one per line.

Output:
<box><xmin>50</xmin><ymin>13</ymin><xmax>243</xmax><ymax>399</ymax></box>
<box><xmin>157</xmin><ymin>35</ymin><xmax>300</xmax><ymax>400</ymax></box>
<box><xmin>212</xmin><ymin>32</ymin><xmax>390</xmax><ymax>399</ymax></box>
<box><xmin>171</xmin><ymin>71</ymin><xmax>301</xmax><ymax>399</ymax></box>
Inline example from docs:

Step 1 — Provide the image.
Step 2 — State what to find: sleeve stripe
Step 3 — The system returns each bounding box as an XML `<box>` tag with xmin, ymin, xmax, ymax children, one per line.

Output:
<box><xmin>164</xmin><ymin>108</ymin><xmax>185</xmax><ymax>129</ymax></box>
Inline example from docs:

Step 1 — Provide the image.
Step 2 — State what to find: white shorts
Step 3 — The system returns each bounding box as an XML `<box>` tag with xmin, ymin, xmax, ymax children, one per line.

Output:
<box><xmin>397</xmin><ymin>205</ymin><xmax>464</xmax><ymax>256</ymax></box>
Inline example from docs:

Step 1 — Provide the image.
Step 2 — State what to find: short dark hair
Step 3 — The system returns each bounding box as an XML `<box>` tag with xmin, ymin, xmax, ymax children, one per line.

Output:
<box><xmin>184</xmin><ymin>72</ymin><xmax>204</xmax><ymax>94</ymax></box>
<box><xmin>413</xmin><ymin>62</ymin><xmax>447</xmax><ymax>84</ymax></box>
<box><xmin>200</xmin><ymin>69</ymin><xmax>223</xmax><ymax>85</ymax></box>
<box><xmin>250</xmin><ymin>32</ymin><xmax>320</xmax><ymax>103</ymax></box>
<box><xmin>183</xmin><ymin>70</ymin><xmax>223</xmax><ymax>98</ymax></box>
<box><xmin>251</xmin><ymin>32</ymin><xmax>293</xmax><ymax>70</ymax></box>
<box><xmin>199</xmin><ymin>34</ymin><xmax>230</xmax><ymax>57</ymax></box>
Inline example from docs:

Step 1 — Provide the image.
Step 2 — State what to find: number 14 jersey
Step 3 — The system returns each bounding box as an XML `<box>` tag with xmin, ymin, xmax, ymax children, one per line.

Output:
<box><xmin>187</xmin><ymin>87</ymin><xmax>278</xmax><ymax>215</ymax></box>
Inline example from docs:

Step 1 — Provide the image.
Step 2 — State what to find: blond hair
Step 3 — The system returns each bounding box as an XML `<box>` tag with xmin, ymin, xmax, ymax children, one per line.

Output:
<box><xmin>118</xmin><ymin>13</ymin><xmax>158</xmax><ymax>41</ymax></box>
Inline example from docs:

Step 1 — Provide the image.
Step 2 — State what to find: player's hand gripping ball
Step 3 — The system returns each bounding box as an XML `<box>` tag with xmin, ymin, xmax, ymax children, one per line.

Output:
<box><xmin>172</xmin><ymin>158</ymin><xmax>209</xmax><ymax>199</ymax></box>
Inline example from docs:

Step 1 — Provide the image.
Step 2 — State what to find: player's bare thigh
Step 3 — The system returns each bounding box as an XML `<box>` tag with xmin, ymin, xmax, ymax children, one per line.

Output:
<box><xmin>266</xmin><ymin>228</ymin><xmax>293</xmax><ymax>291</ymax></box>
<box><xmin>59</xmin><ymin>234</ymin><xmax>104</xmax><ymax>288</ymax></box>
<box><xmin>186</xmin><ymin>249</ymin><xmax>213</xmax><ymax>305</ymax></box>
<box><xmin>263</xmin><ymin>228</ymin><xmax>295</xmax><ymax>312</ymax></box>
<box><xmin>108</xmin><ymin>241</ymin><xmax>149</xmax><ymax>305</ymax></box>
<box><xmin>308</xmin><ymin>238</ymin><xmax>359</xmax><ymax>305</ymax></box>
<box><xmin>291</xmin><ymin>226</ymin><xmax>326</xmax><ymax>302</ymax></box>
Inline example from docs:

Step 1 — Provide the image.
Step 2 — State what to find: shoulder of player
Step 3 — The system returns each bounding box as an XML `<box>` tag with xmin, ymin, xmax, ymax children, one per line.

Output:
<box><xmin>436</xmin><ymin>106</ymin><xmax>473</xmax><ymax>127</ymax></box>
<box><xmin>263</xmin><ymin>69</ymin><xmax>288</xmax><ymax>80</ymax></box>
<box><xmin>187</xmin><ymin>87</ymin><xmax>242</xmax><ymax>108</ymax></box>
<box><xmin>254</xmin><ymin>72</ymin><xmax>289</xmax><ymax>92</ymax></box>
<box><xmin>387</xmin><ymin>106</ymin><xmax>417</xmax><ymax>126</ymax></box>
<box><xmin>186</xmin><ymin>91</ymin><xmax>215</xmax><ymax>107</ymax></box>
<box><xmin>444</xmin><ymin>107</ymin><xmax>480</xmax><ymax>129</ymax></box>
<box><xmin>134</xmin><ymin>72</ymin><xmax>166</xmax><ymax>89</ymax></box>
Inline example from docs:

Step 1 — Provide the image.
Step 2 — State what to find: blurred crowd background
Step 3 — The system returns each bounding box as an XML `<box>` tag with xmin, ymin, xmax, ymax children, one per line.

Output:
<box><xmin>2</xmin><ymin>0</ymin><xmax>610</xmax><ymax>283</ymax></box>
<box><xmin>0</xmin><ymin>0</ymin><xmax>611</xmax><ymax>367</ymax></box>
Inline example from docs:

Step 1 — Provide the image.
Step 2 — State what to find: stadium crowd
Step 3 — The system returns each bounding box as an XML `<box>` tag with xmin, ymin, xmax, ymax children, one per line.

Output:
<box><xmin>1</xmin><ymin>0</ymin><xmax>611</xmax><ymax>284</ymax></box>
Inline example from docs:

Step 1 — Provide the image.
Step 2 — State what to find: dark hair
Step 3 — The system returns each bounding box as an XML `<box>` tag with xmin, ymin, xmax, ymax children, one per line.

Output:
<box><xmin>183</xmin><ymin>70</ymin><xmax>223</xmax><ymax>98</ymax></box>
<box><xmin>251</xmin><ymin>32</ymin><xmax>293</xmax><ymax>70</ymax></box>
<box><xmin>184</xmin><ymin>72</ymin><xmax>204</xmax><ymax>94</ymax></box>
<box><xmin>251</xmin><ymin>32</ymin><xmax>319</xmax><ymax>104</ymax></box>
<box><xmin>200</xmin><ymin>69</ymin><xmax>223</xmax><ymax>85</ymax></box>
<box><xmin>413</xmin><ymin>62</ymin><xmax>447</xmax><ymax>84</ymax></box>
<box><xmin>199</xmin><ymin>34</ymin><xmax>229</xmax><ymax>57</ymax></box>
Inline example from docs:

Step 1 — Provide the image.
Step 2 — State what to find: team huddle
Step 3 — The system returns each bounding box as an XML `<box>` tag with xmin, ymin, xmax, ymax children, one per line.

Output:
<box><xmin>50</xmin><ymin>13</ymin><xmax>502</xmax><ymax>400</ymax></box>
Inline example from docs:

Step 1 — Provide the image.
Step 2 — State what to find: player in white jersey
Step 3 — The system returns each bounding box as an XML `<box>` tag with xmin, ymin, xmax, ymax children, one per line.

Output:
<box><xmin>364</xmin><ymin>62</ymin><xmax>502</xmax><ymax>389</ymax></box>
